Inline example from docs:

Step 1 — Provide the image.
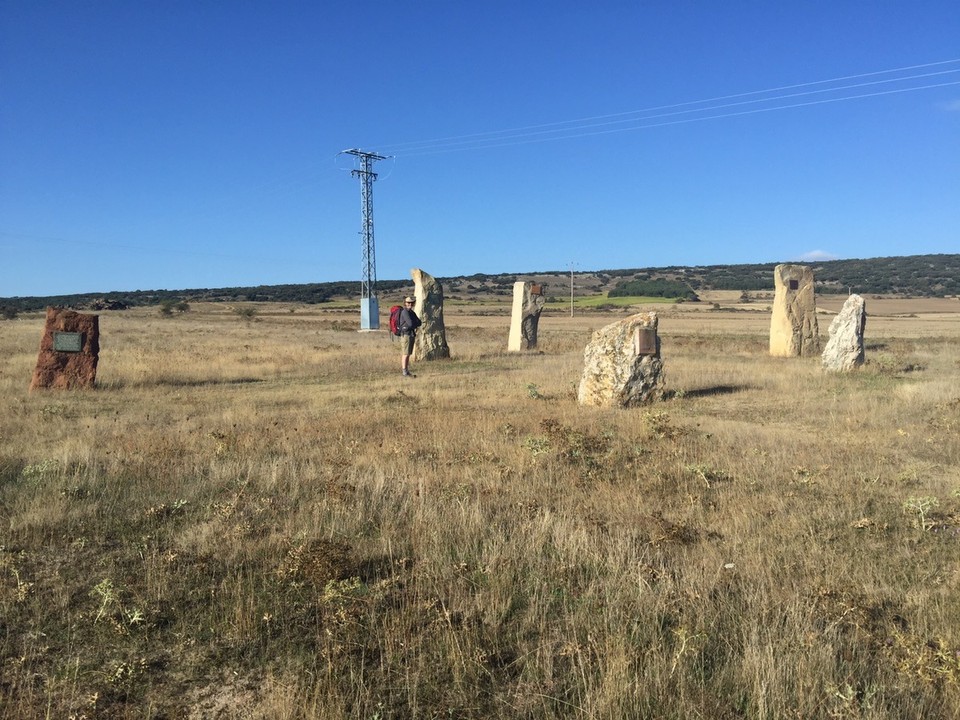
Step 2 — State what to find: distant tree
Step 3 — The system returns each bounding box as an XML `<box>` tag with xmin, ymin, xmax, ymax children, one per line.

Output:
<box><xmin>175</xmin><ymin>301</ymin><xmax>190</xmax><ymax>313</ymax></box>
<box><xmin>609</xmin><ymin>278</ymin><xmax>698</xmax><ymax>301</ymax></box>
<box><xmin>0</xmin><ymin>306</ymin><xmax>18</xmax><ymax>320</ymax></box>
<box><xmin>159</xmin><ymin>301</ymin><xmax>176</xmax><ymax>317</ymax></box>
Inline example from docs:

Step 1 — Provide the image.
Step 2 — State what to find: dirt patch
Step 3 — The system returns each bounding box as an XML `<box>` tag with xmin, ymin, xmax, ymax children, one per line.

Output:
<box><xmin>185</xmin><ymin>670</ymin><xmax>270</xmax><ymax>720</ymax></box>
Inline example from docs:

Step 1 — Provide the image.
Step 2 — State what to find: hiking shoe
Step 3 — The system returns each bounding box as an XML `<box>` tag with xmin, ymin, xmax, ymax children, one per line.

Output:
<box><xmin>402</xmin><ymin>371</ymin><xmax>416</xmax><ymax>378</ymax></box>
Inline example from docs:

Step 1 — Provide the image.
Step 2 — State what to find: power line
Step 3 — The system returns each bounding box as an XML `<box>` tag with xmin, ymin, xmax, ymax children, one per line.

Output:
<box><xmin>375</xmin><ymin>58</ymin><xmax>960</xmax><ymax>152</ymax></box>
<box><xmin>384</xmin><ymin>69</ymin><xmax>960</xmax><ymax>155</ymax></box>
<box><xmin>370</xmin><ymin>58</ymin><xmax>960</xmax><ymax>156</ymax></box>
<box><xmin>389</xmin><ymin>79</ymin><xmax>960</xmax><ymax>157</ymax></box>
<box><xmin>0</xmin><ymin>230</ymin><xmax>318</xmax><ymax>268</ymax></box>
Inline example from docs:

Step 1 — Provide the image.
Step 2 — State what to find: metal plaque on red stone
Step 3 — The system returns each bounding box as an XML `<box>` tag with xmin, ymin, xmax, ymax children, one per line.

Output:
<box><xmin>30</xmin><ymin>308</ymin><xmax>100</xmax><ymax>390</ymax></box>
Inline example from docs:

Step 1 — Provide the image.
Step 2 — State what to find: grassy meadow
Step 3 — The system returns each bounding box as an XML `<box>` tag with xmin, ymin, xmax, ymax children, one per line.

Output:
<box><xmin>1</xmin><ymin>298</ymin><xmax>959</xmax><ymax>719</ymax></box>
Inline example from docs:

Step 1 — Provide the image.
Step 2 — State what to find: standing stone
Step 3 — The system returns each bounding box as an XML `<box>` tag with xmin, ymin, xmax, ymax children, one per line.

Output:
<box><xmin>822</xmin><ymin>294</ymin><xmax>866</xmax><ymax>372</ymax></box>
<box><xmin>30</xmin><ymin>307</ymin><xmax>100</xmax><ymax>390</ymax></box>
<box><xmin>411</xmin><ymin>268</ymin><xmax>450</xmax><ymax>361</ymax></box>
<box><xmin>578</xmin><ymin>312</ymin><xmax>665</xmax><ymax>407</ymax></box>
<box><xmin>507</xmin><ymin>281</ymin><xmax>546</xmax><ymax>351</ymax></box>
<box><xmin>769</xmin><ymin>264</ymin><xmax>821</xmax><ymax>357</ymax></box>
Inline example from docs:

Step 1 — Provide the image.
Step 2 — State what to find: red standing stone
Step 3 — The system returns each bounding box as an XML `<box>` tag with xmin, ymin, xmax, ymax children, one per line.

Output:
<box><xmin>30</xmin><ymin>307</ymin><xmax>100</xmax><ymax>390</ymax></box>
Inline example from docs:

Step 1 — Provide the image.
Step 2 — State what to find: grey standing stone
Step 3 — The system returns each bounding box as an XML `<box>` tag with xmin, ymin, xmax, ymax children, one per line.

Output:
<box><xmin>411</xmin><ymin>268</ymin><xmax>451</xmax><ymax>361</ymax></box>
<box><xmin>578</xmin><ymin>312</ymin><xmax>665</xmax><ymax>407</ymax></box>
<box><xmin>822</xmin><ymin>294</ymin><xmax>866</xmax><ymax>372</ymax></box>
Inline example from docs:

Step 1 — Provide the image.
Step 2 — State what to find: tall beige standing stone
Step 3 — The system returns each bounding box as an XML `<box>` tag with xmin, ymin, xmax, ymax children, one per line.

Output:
<box><xmin>578</xmin><ymin>312</ymin><xmax>665</xmax><ymax>407</ymax></box>
<box><xmin>822</xmin><ymin>294</ymin><xmax>866</xmax><ymax>372</ymax></box>
<box><xmin>507</xmin><ymin>281</ymin><xmax>546</xmax><ymax>351</ymax></box>
<box><xmin>769</xmin><ymin>264</ymin><xmax>821</xmax><ymax>357</ymax></box>
<box><xmin>30</xmin><ymin>307</ymin><xmax>100</xmax><ymax>390</ymax></box>
<box><xmin>411</xmin><ymin>268</ymin><xmax>450</xmax><ymax>361</ymax></box>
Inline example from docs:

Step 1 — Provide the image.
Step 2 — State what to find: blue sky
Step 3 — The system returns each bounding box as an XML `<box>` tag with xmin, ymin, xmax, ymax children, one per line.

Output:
<box><xmin>2</xmin><ymin>1</ymin><xmax>958</xmax><ymax>297</ymax></box>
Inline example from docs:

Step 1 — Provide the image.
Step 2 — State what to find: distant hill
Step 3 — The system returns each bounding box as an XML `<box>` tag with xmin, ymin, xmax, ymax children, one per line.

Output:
<box><xmin>2</xmin><ymin>254</ymin><xmax>957</xmax><ymax>313</ymax></box>
<box><xmin>617</xmin><ymin>254</ymin><xmax>960</xmax><ymax>297</ymax></box>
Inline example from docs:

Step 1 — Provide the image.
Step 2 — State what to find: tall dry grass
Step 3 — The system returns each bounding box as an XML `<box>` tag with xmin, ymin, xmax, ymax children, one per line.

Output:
<box><xmin>1</xmin><ymin>301</ymin><xmax>959</xmax><ymax>718</ymax></box>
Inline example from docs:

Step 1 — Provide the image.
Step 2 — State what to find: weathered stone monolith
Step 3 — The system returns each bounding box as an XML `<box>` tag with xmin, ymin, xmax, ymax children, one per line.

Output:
<box><xmin>822</xmin><ymin>294</ymin><xmax>866</xmax><ymax>372</ymax></box>
<box><xmin>412</xmin><ymin>268</ymin><xmax>450</xmax><ymax>361</ymax></box>
<box><xmin>507</xmin><ymin>281</ymin><xmax>546</xmax><ymax>351</ymax></box>
<box><xmin>578</xmin><ymin>311</ymin><xmax>664</xmax><ymax>407</ymax></box>
<box><xmin>30</xmin><ymin>307</ymin><xmax>100</xmax><ymax>390</ymax></box>
<box><xmin>769</xmin><ymin>264</ymin><xmax>821</xmax><ymax>357</ymax></box>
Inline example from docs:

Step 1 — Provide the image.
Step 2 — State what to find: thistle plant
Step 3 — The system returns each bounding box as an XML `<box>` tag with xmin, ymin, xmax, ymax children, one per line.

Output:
<box><xmin>903</xmin><ymin>496</ymin><xmax>940</xmax><ymax>531</ymax></box>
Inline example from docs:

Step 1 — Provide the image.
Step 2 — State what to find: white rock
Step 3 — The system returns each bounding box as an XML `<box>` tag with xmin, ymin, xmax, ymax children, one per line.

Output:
<box><xmin>822</xmin><ymin>294</ymin><xmax>866</xmax><ymax>372</ymax></box>
<box><xmin>507</xmin><ymin>281</ymin><xmax>546</xmax><ymax>351</ymax></box>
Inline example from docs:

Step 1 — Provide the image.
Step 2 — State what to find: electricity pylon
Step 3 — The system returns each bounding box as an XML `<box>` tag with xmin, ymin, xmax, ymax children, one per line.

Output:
<box><xmin>342</xmin><ymin>148</ymin><xmax>388</xmax><ymax>330</ymax></box>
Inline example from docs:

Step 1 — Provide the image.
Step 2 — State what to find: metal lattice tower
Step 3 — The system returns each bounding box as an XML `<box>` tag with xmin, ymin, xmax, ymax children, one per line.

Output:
<box><xmin>342</xmin><ymin>148</ymin><xmax>388</xmax><ymax>330</ymax></box>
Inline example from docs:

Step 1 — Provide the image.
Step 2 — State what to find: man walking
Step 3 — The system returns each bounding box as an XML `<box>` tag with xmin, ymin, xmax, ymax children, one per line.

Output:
<box><xmin>398</xmin><ymin>296</ymin><xmax>421</xmax><ymax>377</ymax></box>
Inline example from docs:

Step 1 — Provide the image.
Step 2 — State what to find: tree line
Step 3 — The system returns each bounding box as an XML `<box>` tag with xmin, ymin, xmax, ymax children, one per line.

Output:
<box><xmin>2</xmin><ymin>254</ymin><xmax>957</xmax><ymax>316</ymax></box>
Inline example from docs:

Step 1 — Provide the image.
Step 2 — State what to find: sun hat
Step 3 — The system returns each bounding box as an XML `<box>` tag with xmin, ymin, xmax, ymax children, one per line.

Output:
<box><xmin>404</xmin><ymin>296</ymin><xmax>414</xmax><ymax>303</ymax></box>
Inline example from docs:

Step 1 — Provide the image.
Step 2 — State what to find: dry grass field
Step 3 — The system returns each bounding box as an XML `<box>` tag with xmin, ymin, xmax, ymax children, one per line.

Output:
<box><xmin>1</xmin><ymin>296</ymin><xmax>959</xmax><ymax>719</ymax></box>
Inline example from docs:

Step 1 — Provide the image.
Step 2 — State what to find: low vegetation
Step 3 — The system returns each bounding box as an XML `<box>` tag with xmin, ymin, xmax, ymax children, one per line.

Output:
<box><xmin>607</xmin><ymin>278</ymin><xmax>699</xmax><ymax>301</ymax></box>
<box><xmin>1</xmin><ymin>301</ymin><xmax>959</xmax><ymax>718</ymax></box>
<box><xmin>2</xmin><ymin>254</ymin><xmax>957</xmax><ymax>313</ymax></box>
<box><xmin>547</xmin><ymin>294</ymin><xmax>681</xmax><ymax>310</ymax></box>
<box><xmin>601</xmin><ymin>254</ymin><xmax>960</xmax><ymax>297</ymax></box>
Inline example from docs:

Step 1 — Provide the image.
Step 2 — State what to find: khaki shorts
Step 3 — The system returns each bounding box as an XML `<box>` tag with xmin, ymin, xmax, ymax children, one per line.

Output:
<box><xmin>399</xmin><ymin>332</ymin><xmax>415</xmax><ymax>355</ymax></box>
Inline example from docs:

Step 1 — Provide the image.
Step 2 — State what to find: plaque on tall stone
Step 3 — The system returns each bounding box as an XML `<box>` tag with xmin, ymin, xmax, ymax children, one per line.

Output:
<box><xmin>822</xmin><ymin>294</ymin><xmax>866</xmax><ymax>372</ymax></box>
<box><xmin>411</xmin><ymin>268</ymin><xmax>451</xmax><ymax>361</ymax></box>
<box><xmin>30</xmin><ymin>307</ymin><xmax>100</xmax><ymax>390</ymax></box>
<box><xmin>578</xmin><ymin>311</ymin><xmax>665</xmax><ymax>407</ymax></box>
<box><xmin>507</xmin><ymin>281</ymin><xmax>546</xmax><ymax>351</ymax></box>
<box><xmin>769</xmin><ymin>264</ymin><xmax>821</xmax><ymax>357</ymax></box>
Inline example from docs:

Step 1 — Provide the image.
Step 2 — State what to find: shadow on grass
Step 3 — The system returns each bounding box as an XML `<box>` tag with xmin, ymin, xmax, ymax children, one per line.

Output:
<box><xmin>101</xmin><ymin>377</ymin><xmax>265</xmax><ymax>390</ymax></box>
<box><xmin>671</xmin><ymin>384</ymin><xmax>751</xmax><ymax>399</ymax></box>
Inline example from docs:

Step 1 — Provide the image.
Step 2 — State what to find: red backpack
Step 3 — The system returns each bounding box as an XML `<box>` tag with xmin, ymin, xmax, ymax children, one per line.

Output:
<box><xmin>389</xmin><ymin>305</ymin><xmax>403</xmax><ymax>336</ymax></box>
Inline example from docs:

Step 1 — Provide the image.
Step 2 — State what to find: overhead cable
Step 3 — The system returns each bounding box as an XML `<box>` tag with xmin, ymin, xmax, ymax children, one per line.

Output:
<box><xmin>370</xmin><ymin>58</ymin><xmax>960</xmax><ymax>156</ymax></box>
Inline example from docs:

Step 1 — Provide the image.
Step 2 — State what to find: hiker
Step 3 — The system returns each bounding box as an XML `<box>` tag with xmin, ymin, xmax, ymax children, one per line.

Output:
<box><xmin>397</xmin><ymin>296</ymin><xmax>421</xmax><ymax>377</ymax></box>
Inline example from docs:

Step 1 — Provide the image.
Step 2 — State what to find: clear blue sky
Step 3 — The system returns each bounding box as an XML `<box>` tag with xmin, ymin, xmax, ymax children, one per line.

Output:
<box><xmin>2</xmin><ymin>1</ymin><xmax>958</xmax><ymax>297</ymax></box>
